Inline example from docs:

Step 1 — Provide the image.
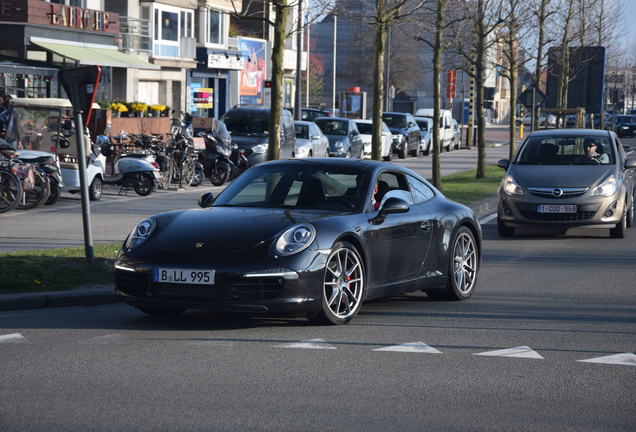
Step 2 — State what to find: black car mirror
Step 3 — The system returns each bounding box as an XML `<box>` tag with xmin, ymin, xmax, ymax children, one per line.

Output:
<box><xmin>380</xmin><ymin>197</ymin><xmax>410</xmax><ymax>216</ymax></box>
<box><xmin>624</xmin><ymin>157</ymin><xmax>636</xmax><ymax>170</ymax></box>
<box><xmin>496</xmin><ymin>159</ymin><xmax>510</xmax><ymax>169</ymax></box>
<box><xmin>198</xmin><ymin>192</ymin><xmax>215</xmax><ymax>208</ymax></box>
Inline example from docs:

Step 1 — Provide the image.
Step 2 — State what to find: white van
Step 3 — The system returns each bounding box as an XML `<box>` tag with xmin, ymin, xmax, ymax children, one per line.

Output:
<box><xmin>414</xmin><ymin>108</ymin><xmax>454</xmax><ymax>151</ymax></box>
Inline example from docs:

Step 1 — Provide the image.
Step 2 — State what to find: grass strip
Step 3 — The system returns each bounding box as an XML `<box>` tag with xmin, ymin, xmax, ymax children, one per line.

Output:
<box><xmin>0</xmin><ymin>165</ymin><xmax>504</xmax><ymax>295</ymax></box>
<box><xmin>436</xmin><ymin>164</ymin><xmax>503</xmax><ymax>204</ymax></box>
<box><xmin>0</xmin><ymin>243</ymin><xmax>121</xmax><ymax>294</ymax></box>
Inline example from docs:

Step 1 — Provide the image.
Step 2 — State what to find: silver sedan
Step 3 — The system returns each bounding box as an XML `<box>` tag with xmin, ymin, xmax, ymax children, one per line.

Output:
<box><xmin>293</xmin><ymin>121</ymin><xmax>330</xmax><ymax>158</ymax></box>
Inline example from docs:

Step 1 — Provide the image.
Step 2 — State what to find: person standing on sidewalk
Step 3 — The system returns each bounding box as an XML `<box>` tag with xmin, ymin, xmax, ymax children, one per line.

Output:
<box><xmin>0</xmin><ymin>94</ymin><xmax>22</xmax><ymax>150</ymax></box>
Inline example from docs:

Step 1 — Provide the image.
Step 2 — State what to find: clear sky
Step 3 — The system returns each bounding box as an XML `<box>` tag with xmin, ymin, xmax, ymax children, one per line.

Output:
<box><xmin>622</xmin><ymin>0</ymin><xmax>636</xmax><ymax>54</ymax></box>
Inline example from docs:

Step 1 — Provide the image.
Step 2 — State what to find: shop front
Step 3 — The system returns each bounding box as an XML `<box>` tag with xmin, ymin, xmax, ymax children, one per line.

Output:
<box><xmin>188</xmin><ymin>47</ymin><xmax>243</xmax><ymax>119</ymax></box>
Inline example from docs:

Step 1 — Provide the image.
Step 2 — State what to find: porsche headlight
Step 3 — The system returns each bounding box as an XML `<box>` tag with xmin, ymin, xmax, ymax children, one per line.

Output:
<box><xmin>252</xmin><ymin>143</ymin><xmax>268</xmax><ymax>154</ymax></box>
<box><xmin>592</xmin><ymin>175</ymin><xmax>617</xmax><ymax>197</ymax></box>
<box><xmin>274</xmin><ymin>224</ymin><xmax>316</xmax><ymax>256</ymax></box>
<box><xmin>502</xmin><ymin>175</ymin><xmax>524</xmax><ymax>196</ymax></box>
<box><xmin>125</xmin><ymin>218</ymin><xmax>156</xmax><ymax>249</ymax></box>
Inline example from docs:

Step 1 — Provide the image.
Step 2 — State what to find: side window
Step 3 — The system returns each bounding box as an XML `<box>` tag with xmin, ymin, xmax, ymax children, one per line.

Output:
<box><xmin>376</xmin><ymin>171</ymin><xmax>413</xmax><ymax>206</ymax></box>
<box><xmin>407</xmin><ymin>175</ymin><xmax>435</xmax><ymax>204</ymax></box>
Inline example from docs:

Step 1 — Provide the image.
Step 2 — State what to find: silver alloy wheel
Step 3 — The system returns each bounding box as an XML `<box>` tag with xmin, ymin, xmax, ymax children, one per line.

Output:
<box><xmin>452</xmin><ymin>232</ymin><xmax>477</xmax><ymax>295</ymax></box>
<box><xmin>323</xmin><ymin>247</ymin><xmax>364</xmax><ymax>319</ymax></box>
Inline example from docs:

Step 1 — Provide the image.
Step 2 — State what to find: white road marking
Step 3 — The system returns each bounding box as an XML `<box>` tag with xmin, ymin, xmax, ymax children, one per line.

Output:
<box><xmin>474</xmin><ymin>346</ymin><xmax>544</xmax><ymax>359</ymax></box>
<box><xmin>577</xmin><ymin>353</ymin><xmax>636</xmax><ymax>366</ymax></box>
<box><xmin>373</xmin><ymin>342</ymin><xmax>442</xmax><ymax>354</ymax></box>
<box><xmin>479</xmin><ymin>212</ymin><xmax>497</xmax><ymax>224</ymax></box>
<box><xmin>276</xmin><ymin>338</ymin><xmax>337</xmax><ymax>350</ymax></box>
<box><xmin>0</xmin><ymin>333</ymin><xmax>25</xmax><ymax>343</ymax></box>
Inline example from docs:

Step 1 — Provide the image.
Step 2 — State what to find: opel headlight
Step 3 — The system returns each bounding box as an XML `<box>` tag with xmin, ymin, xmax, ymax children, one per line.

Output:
<box><xmin>125</xmin><ymin>218</ymin><xmax>156</xmax><ymax>249</ymax></box>
<box><xmin>502</xmin><ymin>175</ymin><xmax>524</xmax><ymax>196</ymax></box>
<box><xmin>333</xmin><ymin>141</ymin><xmax>344</xmax><ymax>149</ymax></box>
<box><xmin>295</xmin><ymin>145</ymin><xmax>310</xmax><ymax>157</ymax></box>
<box><xmin>394</xmin><ymin>134</ymin><xmax>405</xmax><ymax>143</ymax></box>
<box><xmin>592</xmin><ymin>175</ymin><xmax>617</xmax><ymax>197</ymax></box>
<box><xmin>252</xmin><ymin>143</ymin><xmax>268</xmax><ymax>154</ymax></box>
<box><xmin>274</xmin><ymin>224</ymin><xmax>316</xmax><ymax>256</ymax></box>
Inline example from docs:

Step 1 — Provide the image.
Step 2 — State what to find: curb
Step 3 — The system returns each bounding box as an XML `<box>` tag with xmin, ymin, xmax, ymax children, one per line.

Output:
<box><xmin>0</xmin><ymin>287</ymin><xmax>119</xmax><ymax>312</ymax></box>
<box><xmin>0</xmin><ymin>196</ymin><xmax>501</xmax><ymax>313</ymax></box>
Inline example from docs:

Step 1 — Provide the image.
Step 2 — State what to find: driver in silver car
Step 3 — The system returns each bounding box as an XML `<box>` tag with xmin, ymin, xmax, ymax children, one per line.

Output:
<box><xmin>582</xmin><ymin>139</ymin><xmax>609</xmax><ymax>164</ymax></box>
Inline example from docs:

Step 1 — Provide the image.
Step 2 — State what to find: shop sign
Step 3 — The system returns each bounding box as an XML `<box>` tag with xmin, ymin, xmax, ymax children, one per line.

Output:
<box><xmin>193</xmin><ymin>87</ymin><xmax>214</xmax><ymax>109</ymax></box>
<box><xmin>50</xmin><ymin>4</ymin><xmax>110</xmax><ymax>31</ymax></box>
<box><xmin>207</xmin><ymin>54</ymin><xmax>244</xmax><ymax>70</ymax></box>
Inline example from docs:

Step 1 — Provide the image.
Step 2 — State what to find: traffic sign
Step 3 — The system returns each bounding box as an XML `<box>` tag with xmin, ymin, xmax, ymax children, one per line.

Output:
<box><xmin>519</xmin><ymin>85</ymin><xmax>546</xmax><ymax>108</ymax></box>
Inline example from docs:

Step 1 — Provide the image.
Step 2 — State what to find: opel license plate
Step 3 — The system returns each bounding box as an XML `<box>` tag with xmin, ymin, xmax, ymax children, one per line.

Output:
<box><xmin>153</xmin><ymin>268</ymin><xmax>215</xmax><ymax>285</ymax></box>
<box><xmin>536</xmin><ymin>204</ymin><xmax>577</xmax><ymax>213</ymax></box>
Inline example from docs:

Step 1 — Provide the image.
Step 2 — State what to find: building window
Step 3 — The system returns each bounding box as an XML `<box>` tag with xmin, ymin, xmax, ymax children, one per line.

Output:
<box><xmin>202</xmin><ymin>9</ymin><xmax>225</xmax><ymax>47</ymax></box>
<box><xmin>147</xmin><ymin>3</ymin><xmax>194</xmax><ymax>58</ymax></box>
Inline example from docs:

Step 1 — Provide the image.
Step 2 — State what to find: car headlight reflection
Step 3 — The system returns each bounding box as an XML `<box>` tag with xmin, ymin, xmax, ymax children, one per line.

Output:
<box><xmin>333</xmin><ymin>141</ymin><xmax>344</xmax><ymax>149</ymax></box>
<box><xmin>125</xmin><ymin>218</ymin><xmax>156</xmax><ymax>249</ymax></box>
<box><xmin>252</xmin><ymin>143</ymin><xmax>268</xmax><ymax>154</ymax></box>
<box><xmin>592</xmin><ymin>175</ymin><xmax>617</xmax><ymax>197</ymax></box>
<box><xmin>502</xmin><ymin>175</ymin><xmax>524</xmax><ymax>196</ymax></box>
<box><xmin>274</xmin><ymin>224</ymin><xmax>316</xmax><ymax>256</ymax></box>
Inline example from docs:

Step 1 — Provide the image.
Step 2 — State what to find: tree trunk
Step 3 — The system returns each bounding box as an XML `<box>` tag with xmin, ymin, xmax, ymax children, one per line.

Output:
<box><xmin>267</xmin><ymin>0</ymin><xmax>289</xmax><ymax>161</ymax></box>
<box><xmin>508</xmin><ymin>63</ymin><xmax>516</xmax><ymax>160</ymax></box>
<box><xmin>431</xmin><ymin>0</ymin><xmax>446</xmax><ymax>189</ymax></box>
<box><xmin>475</xmin><ymin>0</ymin><xmax>486</xmax><ymax>179</ymax></box>
<box><xmin>371</xmin><ymin>3</ymin><xmax>387</xmax><ymax>162</ymax></box>
<box><xmin>533</xmin><ymin>0</ymin><xmax>548</xmax><ymax>127</ymax></box>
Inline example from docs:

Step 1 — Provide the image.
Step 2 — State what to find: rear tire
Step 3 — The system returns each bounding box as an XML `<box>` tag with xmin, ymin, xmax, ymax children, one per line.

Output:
<box><xmin>0</xmin><ymin>170</ymin><xmax>22</xmax><ymax>213</ymax></box>
<box><xmin>191</xmin><ymin>168</ymin><xmax>204</xmax><ymax>187</ymax></box>
<box><xmin>497</xmin><ymin>216</ymin><xmax>515</xmax><ymax>237</ymax></box>
<box><xmin>17</xmin><ymin>169</ymin><xmax>50</xmax><ymax>210</ymax></box>
<box><xmin>133</xmin><ymin>173</ymin><xmax>154</xmax><ymax>196</ymax></box>
<box><xmin>44</xmin><ymin>178</ymin><xmax>60</xmax><ymax>205</ymax></box>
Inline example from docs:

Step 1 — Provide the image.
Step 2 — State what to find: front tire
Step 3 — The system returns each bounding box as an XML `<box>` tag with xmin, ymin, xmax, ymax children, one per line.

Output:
<box><xmin>497</xmin><ymin>216</ymin><xmax>515</xmax><ymax>237</ymax></box>
<box><xmin>89</xmin><ymin>176</ymin><xmax>102</xmax><ymax>201</ymax></box>
<box><xmin>44</xmin><ymin>178</ymin><xmax>60</xmax><ymax>205</ymax></box>
<box><xmin>191</xmin><ymin>168</ymin><xmax>204</xmax><ymax>187</ymax></box>
<box><xmin>209</xmin><ymin>165</ymin><xmax>230</xmax><ymax>186</ymax></box>
<box><xmin>133</xmin><ymin>173</ymin><xmax>154</xmax><ymax>196</ymax></box>
<box><xmin>610</xmin><ymin>205</ymin><xmax>628</xmax><ymax>238</ymax></box>
<box><xmin>312</xmin><ymin>241</ymin><xmax>365</xmax><ymax>325</ymax></box>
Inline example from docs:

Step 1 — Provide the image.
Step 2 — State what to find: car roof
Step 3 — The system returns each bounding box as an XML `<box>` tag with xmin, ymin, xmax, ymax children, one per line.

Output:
<box><xmin>258</xmin><ymin>158</ymin><xmax>424</xmax><ymax>179</ymax></box>
<box><xmin>354</xmin><ymin>119</ymin><xmax>372</xmax><ymax>124</ymax></box>
<box><xmin>383</xmin><ymin>112</ymin><xmax>408</xmax><ymax>116</ymax></box>
<box><xmin>314</xmin><ymin>116</ymin><xmax>352</xmax><ymax>122</ymax></box>
<box><xmin>294</xmin><ymin>120</ymin><xmax>314</xmax><ymax>126</ymax></box>
<box><xmin>528</xmin><ymin>128</ymin><xmax>611</xmax><ymax>137</ymax></box>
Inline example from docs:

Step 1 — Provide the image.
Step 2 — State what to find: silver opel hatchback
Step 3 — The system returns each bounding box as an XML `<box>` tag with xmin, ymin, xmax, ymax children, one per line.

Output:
<box><xmin>497</xmin><ymin>129</ymin><xmax>636</xmax><ymax>238</ymax></box>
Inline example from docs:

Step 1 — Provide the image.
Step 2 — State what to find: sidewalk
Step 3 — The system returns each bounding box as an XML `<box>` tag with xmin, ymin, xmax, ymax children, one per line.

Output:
<box><xmin>0</xmin><ymin>197</ymin><xmax>499</xmax><ymax>312</ymax></box>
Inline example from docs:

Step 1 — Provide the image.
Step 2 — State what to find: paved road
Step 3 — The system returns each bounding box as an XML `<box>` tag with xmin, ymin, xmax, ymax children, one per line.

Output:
<box><xmin>0</xmin><ymin>142</ymin><xmax>510</xmax><ymax>252</ymax></box>
<box><xmin>0</xmin><ymin>219</ymin><xmax>634</xmax><ymax>431</ymax></box>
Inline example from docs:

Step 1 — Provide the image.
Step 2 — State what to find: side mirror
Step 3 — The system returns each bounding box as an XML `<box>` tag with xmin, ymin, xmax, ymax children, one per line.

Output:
<box><xmin>624</xmin><ymin>157</ymin><xmax>636</xmax><ymax>170</ymax></box>
<box><xmin>380</xmin><ymin>197</ymin><xmax>410</xmax><ymax>216</ymax></box>
<box><xmin>198</xmin><ymin>192</ymin><xmax>215</xmax><ymax>208</ymax></box>
<box><xmin>496</xmin><ymin>159</ymin><xmax>510</xmax><ymax>169</ymax></box>
<box><xmin>311</xmin><ymin>135</ymin><xmax>321</xmax><ymax>140</ymax></box>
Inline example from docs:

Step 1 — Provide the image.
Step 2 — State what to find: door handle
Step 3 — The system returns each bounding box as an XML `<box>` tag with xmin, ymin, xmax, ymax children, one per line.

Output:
<box><xmin>420</xmin><ymin>221</ymin><xmax>431</xmax><ymax>232</ymax></box>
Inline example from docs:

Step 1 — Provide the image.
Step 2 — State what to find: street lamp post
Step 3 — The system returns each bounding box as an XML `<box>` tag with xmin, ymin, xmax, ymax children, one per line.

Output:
<box><xmin>332</xmin><ymin>15</ymin><xmax>337</xmax><ymax>113</ymax></box>
<box><xmin>294</xmin><ymin>0</ymin><xmax>303</xmax><ymax>120</ymax></box>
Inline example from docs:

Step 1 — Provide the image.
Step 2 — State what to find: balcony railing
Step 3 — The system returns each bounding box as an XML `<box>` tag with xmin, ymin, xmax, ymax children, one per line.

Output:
<box><xmin>119</xmin><ymin>16</ymin><xmax>151</xmax><ymax>53</ymax></box>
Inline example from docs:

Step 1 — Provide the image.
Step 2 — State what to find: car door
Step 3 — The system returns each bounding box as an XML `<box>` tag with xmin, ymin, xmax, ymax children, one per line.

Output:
<box><xmin>349</xmin><ymin>122</ymin><xmax>363</xmax><ymax>158</ymax></box>
<box><xmin>406</xmin><ymin>114</ymin><xmax>419</xmax><ymax>152</ymax></box>
<box><xmin>310</xmin><ymin>123</ymin><xmax>327</xmax><ymax>157</ymax></box>
<box><xmin>381</xmin><ymin>122</ymin><xmax>392</xmax><ymax>157</ymax></box>
<box><xmin>369</xmin><ymin>171</ymin><xmax>432</xmax><ymax>288</ymax></box>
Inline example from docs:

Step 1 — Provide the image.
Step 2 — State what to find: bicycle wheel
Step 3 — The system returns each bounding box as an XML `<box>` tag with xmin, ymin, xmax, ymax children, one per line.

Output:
<box><xmin>17</xmin><ymin>168</ymin><xmax>50</xmax><ymax>210</ymax></box>
<box><xmin>180</xmin><ymin>156</ymin><xmax>195</xmax><ymax>187</ymax></box>
<box><xmin>0</xmin><ymin>169</ymin><xmax>22</xmax><ymax>213</ymax></box>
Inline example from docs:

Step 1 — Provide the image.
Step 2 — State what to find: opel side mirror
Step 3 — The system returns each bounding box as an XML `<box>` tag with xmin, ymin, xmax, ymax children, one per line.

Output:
<box><xmin>496</xmin><ymin>159</ymin><xmax>510</xmax><ymax>169</ymax></box>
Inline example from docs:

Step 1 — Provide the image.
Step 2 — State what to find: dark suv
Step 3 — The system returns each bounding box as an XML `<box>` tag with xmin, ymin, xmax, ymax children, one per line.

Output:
<box><xmin>382</xmin><ymin>112</ymin><xmax>421</xmax><ymax>159</ymax></box>
<box><xmin>221</xmin><ymin>107</ymin><xmax>296</xmax><ymax>166</ymax></box>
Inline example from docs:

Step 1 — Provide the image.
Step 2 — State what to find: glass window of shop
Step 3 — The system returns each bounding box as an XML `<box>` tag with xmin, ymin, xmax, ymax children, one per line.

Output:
<box><xmin>207</xmin><ymin>10</ymin><xmax>225</xmax><ymax>46</ymax></box>
<box><xmin>152</xmin><ymin>4</ymin><xmax>194</xmax><ymax>58</ymax></box>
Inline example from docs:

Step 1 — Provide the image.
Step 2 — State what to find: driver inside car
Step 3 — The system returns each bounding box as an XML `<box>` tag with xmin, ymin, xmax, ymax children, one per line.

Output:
<box><xmin>582</xmin><ymin>139</ymin><xmax>609</xmax><ymax>164</ymax></box>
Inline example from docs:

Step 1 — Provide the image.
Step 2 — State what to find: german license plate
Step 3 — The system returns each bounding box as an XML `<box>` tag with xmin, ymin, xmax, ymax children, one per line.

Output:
<box><xmin>536</xmin><ymin>204</ymin><xmax>577</xmax><ymax>213</ymax></box>
<box><xmin>153</xmin><ymin>268</ymin><xmax>215</xmax><ymax>285</ymax></box>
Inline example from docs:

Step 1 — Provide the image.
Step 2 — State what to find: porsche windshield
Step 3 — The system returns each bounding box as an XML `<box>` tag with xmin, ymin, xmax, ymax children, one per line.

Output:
<box><xmin>514</xmin><ymin>135</ymin><xmax>616</xmax><ymax>165</ymax></box>
<box><xmin>214</xmin><ymin>165</ymin><xmax>368</xmax><ymax>212</ymax></box>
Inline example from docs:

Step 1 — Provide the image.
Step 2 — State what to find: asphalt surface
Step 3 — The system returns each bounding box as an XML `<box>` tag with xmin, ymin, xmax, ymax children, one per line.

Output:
<box><xmin>0</xmin><ymin>219</ymin><xmax>634</xmax><ymax>431</ymax></box>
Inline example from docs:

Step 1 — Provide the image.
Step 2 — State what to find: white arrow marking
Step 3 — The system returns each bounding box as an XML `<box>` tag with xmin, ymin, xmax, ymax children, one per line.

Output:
<box><xmin>577</xmin><ymin>353</ymin><xmax>636</xmax><ymax>366</ymax></box>
<box><xmin>0</xmin><ymin>333</ymin><xmax>25</xmax><ymax>343</ymax></box>
<box><xmin>276</xmin><ymin>338</ymin><xmax>337</xmax><ymax>350</ymax></box>
<box><xmin>474</xmin><ymin>346</ymin><xmax>544</xmax><ymax>359</ymax></box>
<box><xmin>373</xmin><ymin>342</ymin><xmax>442</xmax><ymax>354</ymax></box>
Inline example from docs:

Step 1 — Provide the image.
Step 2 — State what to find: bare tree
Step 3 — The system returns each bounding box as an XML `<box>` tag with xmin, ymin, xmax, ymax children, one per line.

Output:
<box><xmin>529</xmin><ymin>0</ymin><xmax>556</xmax><ymax>125</ymax></box>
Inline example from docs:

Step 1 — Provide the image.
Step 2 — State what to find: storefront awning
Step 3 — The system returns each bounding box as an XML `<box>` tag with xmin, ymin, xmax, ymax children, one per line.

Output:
<box><xmin>31</xmin><ymin>41</ymin><xmax>160</xmax><ymax>70</ymax></box>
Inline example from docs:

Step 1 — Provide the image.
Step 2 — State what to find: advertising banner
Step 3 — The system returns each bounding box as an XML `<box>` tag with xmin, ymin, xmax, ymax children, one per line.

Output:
<box><xmin>238</xmin><ymin>37</ymin><xmax>266</xmax><ymax>105</ymax></box>
<box><xmin>193</xmin><ymin>87</ymin><xmax>214</xmax><ymax>109</ymax></box>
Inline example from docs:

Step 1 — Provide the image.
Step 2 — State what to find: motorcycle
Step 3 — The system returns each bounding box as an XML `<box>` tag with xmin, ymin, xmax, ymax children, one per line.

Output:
<box><xmin>17</xmin><ymin>149</ymin><xmax>63</xmax><ymax>205</ymax></box>
<box><xmin>96</xmin><ymin>135</ymin><xmax>160</xmax><ymax>197</ymax></box>
<box><xmin>197</xmin><ymin>130</ymin><xmax>249</xmax><ymax>186</ymax></box>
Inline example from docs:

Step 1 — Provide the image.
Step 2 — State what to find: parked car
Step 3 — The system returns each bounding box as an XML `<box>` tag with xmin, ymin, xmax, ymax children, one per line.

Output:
<box><xmin>301</xmin><ymin>108</ymin><xmax>332</xmax><ymax>122</ymax></box>
<box><xmin>382</xmin><ymin>112</ymin><xmax>421</xmax><ymax>158</ymax></box>
<box><xmin>516</xmin><ymin>114</ymin><xmax>557</xmax><ymax>127</ymax></box>
<box><xmin>354</xmin><ymin>119</ymin><xmax>392</xmax><ymax>160</ymax></box>
<box><xmin>293</xmin><ymin>121</ymin><xmax>329</xmax><ymax>158</ymax></box>
<box><xmin>314</xmin><ymin>117</ymin><xmax>364</xmax><ymax>158</ymax></box>
<box><xmin>496</xmin><ymin>129</ymin><xmax>636</xmax><ymax>238</ymax></box>
<box><xmin>451</xmin><ymin>119</ymin><xmax>461</xmax><ymax>149</ymax></box>
<box><xmin>114</xmin><ymin>158</ymin><xmax>482</xmax><ymax>324</ymax></box>
<box><xmin>221</xmin><ymin>107</ymin><xmax>295</xmax><ymax>166</ymax></box>
<box><xmin>613</xmin><ymin>115</ymin><xmax>636</xmax><ymax>138</ymax></box>
<box><xmin>414</xmin><ymin>116</ymin><xmax>432</xmax><ymax>156</ymax></box>
<box><xmin>414</xmin><ymin>108</ymin><xmax>454</xmax><ymax>152</ymax></box>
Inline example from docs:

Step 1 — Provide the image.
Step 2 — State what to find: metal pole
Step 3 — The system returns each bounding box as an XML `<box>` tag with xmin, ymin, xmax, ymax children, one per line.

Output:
<box><xmin>385</xmin><ymin>25</ymin><xmax>391</xmax><ymax>112</ymax></box>
<box><xmin>294</xmin><ymin>0</ymin><xmax>303</xmax><ymax>120</ymax></box>
<box><xmin>531</xmin><ymin>85</ymin><xmax>536</xmax><ymax>131</ymax></box>
<box><xmin>467</xmin><ymin>66</ymin><xmax>475</xmax><ymax>147</ymax></box>
<box><xmin>73</xmin><ymin>109</ymin><xmax>94</xmax><ymax>263</ymax></box>
<box><xmin>306</xmin><ymin>15</ymin><xmax>310</xmax><ymax>107</ymax></box>
<box><xmin>332</xmin><ymin>15</ymin><xmax>337</xmax><ymax>114</ymax></box>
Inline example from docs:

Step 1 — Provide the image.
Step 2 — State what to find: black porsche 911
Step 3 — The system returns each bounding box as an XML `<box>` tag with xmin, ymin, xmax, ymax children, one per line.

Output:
<box><xmin>114</xmin><ymin>159</ymin><xmax>482</xmax><ymax>324</ymax></box>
